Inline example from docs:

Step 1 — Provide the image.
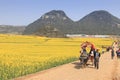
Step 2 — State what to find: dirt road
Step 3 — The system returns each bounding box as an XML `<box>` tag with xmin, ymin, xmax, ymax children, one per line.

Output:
<box><xmin>15</xmin><ymin>46</ymin><xmax>120</xmax><ymax>80</ymax></box>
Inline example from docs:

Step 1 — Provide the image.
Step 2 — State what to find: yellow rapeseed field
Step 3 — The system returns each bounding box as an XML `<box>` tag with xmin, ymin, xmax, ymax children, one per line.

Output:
<box><xmin>0</xmin><ymin>34</ymin><xmax>114</xmax><ymax>80</ymax></box>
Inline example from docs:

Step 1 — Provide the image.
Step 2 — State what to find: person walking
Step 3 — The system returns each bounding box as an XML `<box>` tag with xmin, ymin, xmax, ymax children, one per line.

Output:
<box><xmin>94</xmin><ymin>49</ymin><xmax>101</xmax><ymax>69</ymax></box>
<box><xmin>79</xmin><ymin>47</ymin><xmax>88</xmax><ymax>68</ymax></box>
<box><xmin>89</xmin><ymin>49</ymin><xmax>95</xmax><ymax>66</ymax></box>
<box><xmin>116</xmin><ymin>48</ymin><xmax>120</xmax><ymax>59</ymax></box>
<box><xmin>111</xmin><ymin>48</ymin><xmax>115</xmax><ymax>59</ymax></box>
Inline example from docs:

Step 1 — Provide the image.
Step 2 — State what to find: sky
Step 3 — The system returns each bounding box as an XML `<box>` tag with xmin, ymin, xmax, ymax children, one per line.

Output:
<box><xmin>0</xmin><ymin>0</ymin><xmax>120</xmax><ymax>26</ymax></box>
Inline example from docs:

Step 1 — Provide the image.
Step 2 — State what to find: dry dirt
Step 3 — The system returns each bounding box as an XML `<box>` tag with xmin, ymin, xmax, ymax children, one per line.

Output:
<box><xmin>14</xmin><ymin>45</ymin><xmax>120</xmax><ymax>80</ymax></box>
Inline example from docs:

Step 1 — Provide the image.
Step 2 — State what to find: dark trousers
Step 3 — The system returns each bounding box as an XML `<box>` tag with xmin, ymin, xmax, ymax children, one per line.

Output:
<box><xmin>94</xmin><ymin>58</ymin><xmax>99</xmax><ymax>69</ymax></box>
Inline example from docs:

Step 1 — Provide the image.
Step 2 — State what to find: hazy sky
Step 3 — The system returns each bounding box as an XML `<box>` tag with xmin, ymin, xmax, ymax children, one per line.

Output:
<box><xmin>0</xmin><ymin>0</ymin><xmax>120</xmax><ymax>25</ymax></box>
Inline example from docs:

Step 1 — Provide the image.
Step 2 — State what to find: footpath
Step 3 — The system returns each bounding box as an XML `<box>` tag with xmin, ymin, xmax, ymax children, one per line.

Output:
<box><xmin>15</xmin><ymin>45</ymin><xmax>120</xmax><ymax>80</ymax></box>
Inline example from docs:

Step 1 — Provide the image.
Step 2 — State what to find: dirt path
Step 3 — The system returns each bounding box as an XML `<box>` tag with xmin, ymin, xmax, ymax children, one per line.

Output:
<box><xmin>15</xmin><ymin>46</ymin><xmax>120</xmax><ymax>80</ymax></box>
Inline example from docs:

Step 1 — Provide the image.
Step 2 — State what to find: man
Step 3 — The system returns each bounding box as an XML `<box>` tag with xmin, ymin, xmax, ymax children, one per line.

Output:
<box><xmin>94</xmin><ymin>49</ymin><xmax>101</xmax><ymax>69</ymax></box>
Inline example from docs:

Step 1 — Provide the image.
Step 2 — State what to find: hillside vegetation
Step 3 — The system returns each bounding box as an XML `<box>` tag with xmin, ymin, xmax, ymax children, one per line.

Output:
<box><xmin>23</xmin><ymin>10</ymin><xmax>120</xmax><ymax>37</ymax></box>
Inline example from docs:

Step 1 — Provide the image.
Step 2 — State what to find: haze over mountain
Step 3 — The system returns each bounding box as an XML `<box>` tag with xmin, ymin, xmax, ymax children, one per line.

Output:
<box><xmin>22</xmin><ymin>10</ymin><xmax>120</xmax><ymax>37</ymax></box>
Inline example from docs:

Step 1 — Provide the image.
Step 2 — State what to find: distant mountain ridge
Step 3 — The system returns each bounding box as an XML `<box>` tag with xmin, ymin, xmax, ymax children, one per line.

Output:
<box><xmin>77</xmin><ymin>10</ymin><xmax>120</xmax><ymax>34</ymax></box>
<box><xmin>23</xmin><ymin>10</ymin><xmax>76</xmax><ymax>37</ymax></box>
<box><xmin>0</xmin><ymin>25</ymin><xmax>25</xmax><ymax>34</ymax></box>
<box><xmin>22</xmin><ymin>10</ymin><xmax>120</xmax><ymax>37</ymax></box>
